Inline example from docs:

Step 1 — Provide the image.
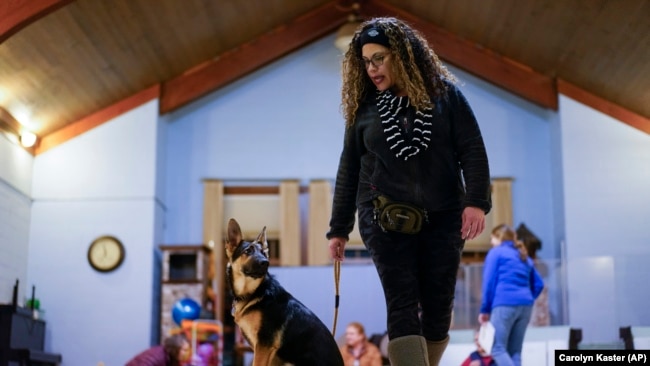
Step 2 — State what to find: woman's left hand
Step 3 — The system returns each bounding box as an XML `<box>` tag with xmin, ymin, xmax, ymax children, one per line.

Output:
<box><xmin>461</xmin><ymin>206</ymin><xmax>485</xmax><ymax>240</ymax></box>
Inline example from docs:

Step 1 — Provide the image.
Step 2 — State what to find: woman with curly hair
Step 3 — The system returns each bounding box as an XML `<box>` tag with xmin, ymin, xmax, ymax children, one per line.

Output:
<box><xmin>327</xmin><ymin>17</ymin><xmax>491</xmax><ymax>366</ymax></box>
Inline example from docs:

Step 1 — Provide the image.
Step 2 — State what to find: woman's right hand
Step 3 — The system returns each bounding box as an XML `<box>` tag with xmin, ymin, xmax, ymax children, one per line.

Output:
<box><xmin>478</xmin><ymin>313</ymin><xmax>490</xmax><ymax>324</ymax></box>
<box><xmin>329</xmin><ymin>237</ymin><xmax>347</xmax><ymax>261</ymax></box>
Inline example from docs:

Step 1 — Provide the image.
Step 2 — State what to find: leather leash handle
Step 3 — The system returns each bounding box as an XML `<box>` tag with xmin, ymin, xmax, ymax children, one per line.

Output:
<box><xmin>332</xmin><ymin>260</ymin><xmax>341</xmax><ymax>336</ymax></box>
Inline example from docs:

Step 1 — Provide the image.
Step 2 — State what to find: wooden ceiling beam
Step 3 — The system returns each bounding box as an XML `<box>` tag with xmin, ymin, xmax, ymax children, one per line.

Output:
<box><xmin>0</xmin><ymin>106</ymin><xmax>22</xmax><ymax>135</ymax></box>
<box><xmin>0</xmin><ymin>0</ymin><xmax>75</xmax><ymax>44</ymax></box>
<box><xmin>160</xmin><ymin>1</ymin><xmax>349</xmax><ymax>114</ymax></box>
<box><xmin>361</xmin><ymin>0</ymin><xmax>557</xmax><ymax>110</ymax></box>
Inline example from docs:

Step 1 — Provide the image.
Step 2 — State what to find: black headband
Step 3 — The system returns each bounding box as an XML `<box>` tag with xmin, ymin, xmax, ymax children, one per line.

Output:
<box><xmin>358</xmin><ymin>26</ymin><xmax>390</xmax><ymax>48</ymax></box>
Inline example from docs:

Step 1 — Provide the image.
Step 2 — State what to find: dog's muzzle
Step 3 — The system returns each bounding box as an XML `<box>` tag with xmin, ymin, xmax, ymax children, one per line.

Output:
<box><xmin>244</xmin><ymin>258</ymin><xmax>269</xmax><ymax>278</ymax></box>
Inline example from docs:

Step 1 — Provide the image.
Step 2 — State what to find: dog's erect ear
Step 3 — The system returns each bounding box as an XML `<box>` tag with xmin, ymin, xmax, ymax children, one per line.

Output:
<box><xmin>255</xmin><ymin>226</ymin><xmax>269</xmax><ymax>257</ymax></box>
<box><xmin>226</xmin><ymin>218</ymin><xmax>243</xmax><ymax>259</ymax></box>
<box><xmin>254</xmin><ymin>226</ymin><xmax>266</xmax><ymax>243</ymax></box>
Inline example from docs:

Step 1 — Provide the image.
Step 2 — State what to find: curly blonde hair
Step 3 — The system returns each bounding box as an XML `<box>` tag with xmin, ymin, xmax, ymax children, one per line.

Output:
<box><xmin>341</xmin><ymin>17</ymin><xmax>457</xmax><ymax>127</ymax></box>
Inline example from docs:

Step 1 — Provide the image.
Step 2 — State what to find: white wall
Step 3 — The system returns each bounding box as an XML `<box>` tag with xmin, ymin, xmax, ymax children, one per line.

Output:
<box><xmin>559</xmin><ymin>96</ymin><xmax>650</xmax><ymax>259</ymax></box>
<box><xmin>0</xmin><ymin>131</ymin><xmax>33</xmax><ymax>196</ymax></box>
<box><xmin>559</xmin><ymin>95</ymin><xmax>650</xmax><ymax>342</ymax></box>
<box><xmin>28</xmin><ymin>100</ymin><xmax>163</xmax><ymax>365</ymax></box>
<box><xmin>0</xmin><ymin>134</ymin><xmax>33</xmax><ymax>305</ymax></box>
<box><xmin>450</xmin><ymin>68</ymin><xmax>557</xmax><ymax>259</ymax></box>
<box><xmin>164</xmin><ymin>34</ymin><xmax>345</xmax><ymax>245</ymax></box>
<box><xmin>272</xmin><ymin>264</ymin><xmax>386</xmax><ymax>340</ymax></box>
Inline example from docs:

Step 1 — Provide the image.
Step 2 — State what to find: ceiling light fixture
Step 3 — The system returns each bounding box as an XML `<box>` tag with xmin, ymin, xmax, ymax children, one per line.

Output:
<box><xmin>0</xmin><ymin>106</ymin><xmax>39</xmax><ymax>149</ymax></box>
<box><xmin>334</xmin><ymin>2</ymin><xmax>362</xmax><ymax>53</ymax></box>
<box><xmin>20</xmin><ymin>131</ymin><xmax>37</xmax><ymax>148</ymax></box>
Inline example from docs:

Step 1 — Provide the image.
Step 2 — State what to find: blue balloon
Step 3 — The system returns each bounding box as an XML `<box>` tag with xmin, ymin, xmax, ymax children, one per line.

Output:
<box><xmin>172</xmin><ymin>298</ymin><xmax>201</xmax><ymax>325</ymax></box>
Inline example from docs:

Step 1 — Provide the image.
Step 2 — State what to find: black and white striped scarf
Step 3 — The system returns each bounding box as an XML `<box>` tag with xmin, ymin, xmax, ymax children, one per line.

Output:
<box><xmin>376</xmin><ymin>89</ymin><xmax>433</xmax><ymax>161</ymax></box>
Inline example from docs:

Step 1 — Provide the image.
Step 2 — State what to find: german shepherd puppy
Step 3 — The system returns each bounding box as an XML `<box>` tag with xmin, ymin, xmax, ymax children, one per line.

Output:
<box><xmin>225</xmin><ymin>218</ymin><xmax>344</xmax><ymax>366</ymax></box>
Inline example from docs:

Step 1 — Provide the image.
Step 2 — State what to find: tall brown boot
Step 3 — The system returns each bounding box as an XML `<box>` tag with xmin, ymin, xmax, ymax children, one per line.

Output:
<box><xmin>387</xmin><ymin>335</ymin><xmax>430</xmax><ymax>366</ymax></box>
<box><xmin>426</xmin><ymin>336</ymin><xmax>449</xmax><ymax>366</ymax></box>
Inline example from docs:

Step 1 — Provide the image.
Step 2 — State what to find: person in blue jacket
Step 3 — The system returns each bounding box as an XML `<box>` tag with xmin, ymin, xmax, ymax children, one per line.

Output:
<box><xmin>478</xmin><ymin>224</ymin><xmax>544</xmax><ymax>366</ymax></box>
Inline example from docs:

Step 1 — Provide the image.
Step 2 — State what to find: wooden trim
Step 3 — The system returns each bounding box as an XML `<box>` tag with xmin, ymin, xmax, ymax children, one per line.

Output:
<box><xmin>557</xmin><ymin>79</ymin><xmax>650</xmax><ymax>135</ymax></box>
<box><xmin>159</xmin><ymin>244</ymin><xmax>209</xmax><ymax>251</ymax></box>
<box><xmin>0</xmin><ymin>106</ymin><xmax>22</xmax><ymax>135</ymax></box>
<box><xmin>160</xmin><ymin>279</ymin><xmax>204</xmax><ymax>285</ymax></box>
<box><xmin>307</xmin><ymin>180</ymin><xmax>333</xmax><ymax>266</ymax></box>
<box><xmin>35</xmin><ymin>84</ymin><xmax>160</xmax><ymax>155</ymax></box>
<box><xmin>279</xmin><ymin>181</ymin><xmax>301</xmax><ymax>266</ymax></box>
<box><xmin>203</xmin><ymin>180</ymin><xmax>225</xmax><ymax>321</ymax></box>
<box><xmin>159</xmin><ymin>1</ymin><xmax>348</xmax><ymax>114</ymax></box>
<box><xmin>461</xmin><ymin>250</ymin><xmax>488</xmax><ymax>264</ymax></box>
<box><xmin>490</xmin><ymin>178</ymin><xmax>513</xmax><ymax>228</ymax></box>
<box><xmin>464</xmin><ymin>178</ymin><xmax>513</xmax><ymax>251</ymax></box>
<box><xmin>223</xmin><ymin>185</ymin><xmax>309</xmax><ymax>195</ymax></box>
<box><xmin>362</xmin><ymin>0</ymin><xmax>557</xmax><ymax>110</ymax></box>
<box><xmin>224</xmin><ymin>186</ymin><xmax>280</xmax><ymax>195</ymax></box>
<box><xmin>0</xmin><ymin>0</ymin><xmax>74</xmax><ymax>44</ymax></box>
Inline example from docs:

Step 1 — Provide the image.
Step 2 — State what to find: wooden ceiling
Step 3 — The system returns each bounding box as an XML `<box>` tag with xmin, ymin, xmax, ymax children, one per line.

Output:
<box><xmin>1</xmin><ymin>0</ymin><xmax>648</xmax><ymax>154</ymax></box>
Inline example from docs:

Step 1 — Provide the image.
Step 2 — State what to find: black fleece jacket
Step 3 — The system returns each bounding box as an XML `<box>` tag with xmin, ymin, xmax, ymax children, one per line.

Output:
<box><xmin>327</xmin><ymin>82</ymin><xmax>492</xmax><ymax>240</ymax></box>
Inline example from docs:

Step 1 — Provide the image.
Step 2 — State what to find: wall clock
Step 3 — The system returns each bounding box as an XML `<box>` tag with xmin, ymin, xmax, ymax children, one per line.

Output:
<box><xmin>87</xmin><ymin>235</ymin><xmax>125</xmax><ymax>273</ymax></box>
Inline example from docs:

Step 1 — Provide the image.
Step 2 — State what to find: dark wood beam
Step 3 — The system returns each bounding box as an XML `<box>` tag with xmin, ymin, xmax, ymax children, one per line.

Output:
<box><xmin>361</xmin><ymin>0</ymin><xmax>557</xmax><ymax>110</ymax></box>
<box><xmin>223</xmin><ymin>185</ymin><xmax>310</xmax><ymax>195</ymax></box>
<box><xmin>0</xmin><ymin>106</ymin><xmax>22</xmax><ymax>136</ymax></box>
<box><xmin>0</xmin><ymin>0</ymin><xmax>75</xmax><ymax>44</ymax></box>
<box><xmin>558</xmin><ymin>80</ymin><xmax>650</xmax><ymax>135</ymax></box>
<box><xmin>36</xmin><ymin>85</ymin><xmax>160</xmax><ymax>155</ymax></box>
<box><xmin>160</xmin><ymin>1</ymin><xmax>349</xmax><ymax>114</ymax></box>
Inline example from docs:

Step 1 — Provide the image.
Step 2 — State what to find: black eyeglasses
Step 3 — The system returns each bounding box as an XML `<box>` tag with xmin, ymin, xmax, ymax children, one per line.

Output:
<box><xmin>361</xmin><ymin>53</ymin><xmax>388</xmax><ymax>69</ymax></box>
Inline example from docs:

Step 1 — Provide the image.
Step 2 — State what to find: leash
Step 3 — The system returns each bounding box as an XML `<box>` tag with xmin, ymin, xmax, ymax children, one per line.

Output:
<box><xmin>332</xmin><ymin>259</ymin><xmax>341</xmax><ymax>336</ymax></box>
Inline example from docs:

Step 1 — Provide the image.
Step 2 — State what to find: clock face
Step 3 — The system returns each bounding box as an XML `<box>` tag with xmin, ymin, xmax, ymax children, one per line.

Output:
<box><xmin>88</xmin><ymin>236</ymin><xmax>125</xmax><ymax>272</ymax></box>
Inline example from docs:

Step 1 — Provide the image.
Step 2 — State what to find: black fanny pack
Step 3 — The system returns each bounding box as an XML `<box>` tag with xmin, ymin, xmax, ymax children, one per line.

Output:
<box><xmin>372</xmin><ymin>195</ymin><xmax>428</xmax><ymax>234</ymax></box>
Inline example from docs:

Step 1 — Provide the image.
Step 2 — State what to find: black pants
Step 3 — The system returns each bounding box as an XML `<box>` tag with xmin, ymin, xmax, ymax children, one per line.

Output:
<box><xmin>358</xmin><ymin>200</ymin><xmax>464</xmax><ymax>342</ymax></box>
